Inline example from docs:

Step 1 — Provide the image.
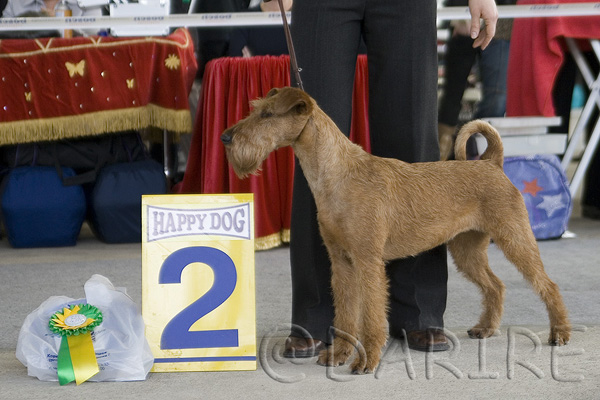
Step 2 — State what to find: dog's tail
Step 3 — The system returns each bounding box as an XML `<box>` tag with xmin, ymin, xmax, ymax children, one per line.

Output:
<box><xmin>454</xmin><ymin>120</ymin><xmax>504</xmax><ymax>168</ymax></box>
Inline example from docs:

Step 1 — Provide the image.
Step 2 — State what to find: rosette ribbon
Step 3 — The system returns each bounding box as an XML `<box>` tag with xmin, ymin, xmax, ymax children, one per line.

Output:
<box><xmin>49</xmin><ymin>304</ymin><xmax>103</xmax><ymax>385</ymax></box>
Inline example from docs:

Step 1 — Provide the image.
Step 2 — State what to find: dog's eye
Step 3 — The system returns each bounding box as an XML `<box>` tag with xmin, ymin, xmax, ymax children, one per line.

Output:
<box><xmin>260</xmin><ymin>110</ymin><xmax>274</xmax><ymax>118</ymax></box>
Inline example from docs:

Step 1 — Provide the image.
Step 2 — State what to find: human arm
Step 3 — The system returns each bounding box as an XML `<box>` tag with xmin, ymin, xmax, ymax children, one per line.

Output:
<box><xmin>468</xmin><ymin>0</ymin><xmax>498</xmax><ymax>49</ymax></box>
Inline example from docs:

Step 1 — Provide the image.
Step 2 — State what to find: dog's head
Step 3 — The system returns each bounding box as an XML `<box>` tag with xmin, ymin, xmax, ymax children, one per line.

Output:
<box><xmin>221</xmin><ymin>87</ymin><xmax>314</xmax><ymax>178</ymax></box>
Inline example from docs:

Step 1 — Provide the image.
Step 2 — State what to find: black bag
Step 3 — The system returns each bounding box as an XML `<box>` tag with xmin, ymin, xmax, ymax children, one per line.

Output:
<box><xmin>87</xmin><ymin>159</ymin><xmax>168</xmax><ymax>243</ymax></box>
<box><xmin>0</xmin><ymin>132</ymin><xmax>147</xmax><ymax>186</ymax></box>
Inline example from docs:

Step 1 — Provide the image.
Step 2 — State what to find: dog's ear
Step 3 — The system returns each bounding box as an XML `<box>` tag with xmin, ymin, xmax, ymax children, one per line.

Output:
<box><xmin>273</xmin><ymin>88</ymin><xmax>313</xmax><ymax>116</ymax></box>
<box><xmin>266</xmin><ymin>87</ymin><xmax>280</xmax><ymax>97</ymax></box>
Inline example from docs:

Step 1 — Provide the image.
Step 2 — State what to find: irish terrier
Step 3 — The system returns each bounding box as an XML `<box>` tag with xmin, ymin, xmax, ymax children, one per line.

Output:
<box><xmin>220</xmin><ymin>87</ymin><xmax>571</xmax><ymax>374</ymax></box>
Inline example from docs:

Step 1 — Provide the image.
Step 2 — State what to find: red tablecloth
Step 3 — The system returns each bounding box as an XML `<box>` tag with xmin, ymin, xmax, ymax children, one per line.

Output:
<box><xmin>0</xmin><ymin>28</ymin><xmax>197</xmax><ymax>145</ymax></box>
<box><xmin>506</xmin><ymin>0</ymin><xmax>600</xmax><ymax>117</ymax></box>
<box><xmin>179</xmin><ymin>55</ymin><xmax>370</xmax><ymax>250</ymax></box>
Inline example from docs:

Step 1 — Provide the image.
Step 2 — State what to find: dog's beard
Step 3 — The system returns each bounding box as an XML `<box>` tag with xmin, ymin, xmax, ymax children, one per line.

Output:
<box><xmin>225</xmin><ymin>146</ymin><xmax>267</xmax><ymax>178</ymax></box>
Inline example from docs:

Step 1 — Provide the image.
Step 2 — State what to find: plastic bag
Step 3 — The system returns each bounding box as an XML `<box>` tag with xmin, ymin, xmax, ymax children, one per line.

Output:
<box><xmin>16</xmin><ymin>274</ymin><xmax>154</xmax><ymax>382</ymax></box>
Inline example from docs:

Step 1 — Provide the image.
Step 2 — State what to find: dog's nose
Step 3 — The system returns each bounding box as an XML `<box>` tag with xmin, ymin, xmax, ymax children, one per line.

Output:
<box><xmin>221</xmin><ymin>130</ymin><xmax>233</xmax><ymax>145</ymax></box>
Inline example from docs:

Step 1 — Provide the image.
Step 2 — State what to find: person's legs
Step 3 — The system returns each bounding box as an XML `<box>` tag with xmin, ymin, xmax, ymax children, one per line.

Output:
<box><xmin>287</xmin><ymin>0</ymin><xmax>365</xmax><ymax>347</ymax></box>
<box><xmin>438</xmin><ymin>34</ymin><xmax>478</xmax><ymax>127</ymax></box>
<box><xmin>288</xmin><ymin>0</ymin><xmax>449</xmax><ymax>355</ymax></box>
<box><xmin>364</xmin><ymin>0</ymin><xmax>448</xmax><ymax>345</ymax></box>
<box><xmin>437</xmin><ymin>34</ymin><xmax>478</xmax><ymax>159</ymax></box>
<box><xmin>474</xmin><ymin>38</ymin><xmax>510</xmax><ymax>119</ymax></box>
<box><xmin>550</xmin><ymin>54</ymin><xmax>576</xmax><ymax>135</ymax></box>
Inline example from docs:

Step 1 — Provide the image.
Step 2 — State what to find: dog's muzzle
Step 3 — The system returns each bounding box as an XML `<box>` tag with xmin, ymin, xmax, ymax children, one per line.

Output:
<box><xmin>221</xmin><ymin>129</ymin><xmax>233</xmax><ymax>145</ymax></box>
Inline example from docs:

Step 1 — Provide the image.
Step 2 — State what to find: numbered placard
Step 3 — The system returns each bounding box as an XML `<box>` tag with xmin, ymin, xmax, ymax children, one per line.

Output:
<box><xmin>142</xmin><ymin>194</ymin><xmax>255</xmax><ymax>372</ymax></box>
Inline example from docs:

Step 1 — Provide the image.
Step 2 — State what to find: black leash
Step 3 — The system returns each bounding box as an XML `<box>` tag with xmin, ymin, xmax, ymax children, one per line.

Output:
<box><xmin>264</xmin><ymin>0</ymin><xmax>304</xmax><ymax>90</ymax></box>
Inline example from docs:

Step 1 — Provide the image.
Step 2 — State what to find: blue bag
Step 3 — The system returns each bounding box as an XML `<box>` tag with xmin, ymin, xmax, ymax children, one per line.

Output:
<box><xmin>503</xmin><ymin>154</ymin><xmax>572</xmax><ymax>240</ymax></box>
<box><xmin>1</xmin><ymin>166</ymin><xmax>86</xmax><ymax>248</ymax></box>
<box><xmin>87</xmin><ymin>159</ymin><xmax>167</xmax><ymax>243</ymax></box>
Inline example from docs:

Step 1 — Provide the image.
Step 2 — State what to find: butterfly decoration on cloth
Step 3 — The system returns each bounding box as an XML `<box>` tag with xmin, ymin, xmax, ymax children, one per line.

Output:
<box><xmin>65</xmin><ymin>60</ymin><xmax>86</xmax><ymax>78</ymax></box>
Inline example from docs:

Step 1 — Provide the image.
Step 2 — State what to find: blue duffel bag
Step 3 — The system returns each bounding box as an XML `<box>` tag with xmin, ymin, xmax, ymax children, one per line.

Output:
<box><xmin>1</xmin><ymin>166</ymin><xmax>86</xmax><ymax>248</ymax></box>
<box><xmin>87</xmin><ymin>159</ymin><xmax>167</xmax><ymax>243</ymax></box>
<box><xmin>503</xmin><ymin>154</ymin><xmax>572</xmax><ymax>240</ymax></box>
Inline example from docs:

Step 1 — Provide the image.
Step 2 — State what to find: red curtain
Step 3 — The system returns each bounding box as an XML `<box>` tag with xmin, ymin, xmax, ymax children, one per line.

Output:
<box><xmin>180</xmin><ymin>55</ymin><xmax>370</xmax><ymax>249</ymax></box>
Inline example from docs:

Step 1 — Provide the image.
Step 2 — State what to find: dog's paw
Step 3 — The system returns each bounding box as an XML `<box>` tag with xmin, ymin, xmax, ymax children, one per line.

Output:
<box><xmin>467</xmin><ymin>327</ymin><xmax>499</xmax><ymax>339</ymax></box>
<box><xmin>548</xmin><ymin>326</ymin><xmax>571</xmax><ymax>346</ymax></box>
<box><xmin>350</xmin><ymin>357</ymin><xmax>378</xmax><ymax>375</ymax></box>
<box><xmin>316</xmin><ymin>337</ymin><xmax>356</xmax><ymax>367</ymax></box>
<box><xmin>317</xmin><ymin>348</ymin><xmax>348</xmax><ymax>367</ymax></box>
<box><xmin>351</xmin><ymin>367</ymin><xmax>374</xmax><ymax>375</ymax></box>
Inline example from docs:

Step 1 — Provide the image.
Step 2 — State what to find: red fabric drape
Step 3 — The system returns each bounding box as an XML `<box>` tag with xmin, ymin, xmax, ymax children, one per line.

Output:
<box><xmin>179</xmin><ymin>55</ymin><xmax>370</xmax><ymax>249</ymax></box>
<box><xmin>0</xmin><ymin>29</ymin><xmax>197</xmax><ymax>145</ymax></box>
<box><xmin>0</xmin><ymin>28</ymin><xmax>196</xmax><ymax>123</ymax></box>
<box><xmin>506</xmin><ymin>0</ymin><xmax>600</xmax><ymax>117</ymax></box>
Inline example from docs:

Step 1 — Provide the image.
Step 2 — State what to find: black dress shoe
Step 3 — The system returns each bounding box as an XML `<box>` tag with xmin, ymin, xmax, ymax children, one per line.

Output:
<box><xmin>405</xmin><ymin>329</ymin><xmax>450</xmax><ymax>352</ymax></box>
<box><xmin>282</xmin><ymin>336</ymin><xmax>328</xmax><ymax>358</ymax></box>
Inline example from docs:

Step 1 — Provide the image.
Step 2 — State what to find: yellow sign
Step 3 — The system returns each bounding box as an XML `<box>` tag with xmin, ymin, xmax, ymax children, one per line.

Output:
<box><xmin>142</xmin><ymin>194</ymin><xmax>255</xmax><ymax>372</ymax></box>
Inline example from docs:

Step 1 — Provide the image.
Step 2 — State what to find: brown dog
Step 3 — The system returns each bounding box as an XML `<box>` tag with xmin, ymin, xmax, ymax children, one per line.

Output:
<box><xmin>221</xmin><ymin>87</ymin><xmax>571</xmax><ymax>374</ymax></box>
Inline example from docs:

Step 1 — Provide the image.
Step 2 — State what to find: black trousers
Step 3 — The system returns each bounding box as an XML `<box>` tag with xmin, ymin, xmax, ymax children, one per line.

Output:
<box><xmin>289</xmin><ymin>0</ymin><xmax>448</xmax><ymax>342</ymax></box>
<box><xmin>438</xmin><ymin>34</ymin><xmax>478</xmax><ymax>127</ymax></box>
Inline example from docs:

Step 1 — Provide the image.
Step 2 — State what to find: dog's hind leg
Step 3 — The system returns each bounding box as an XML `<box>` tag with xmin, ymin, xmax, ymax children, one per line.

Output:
<box><xmin>448</xmin><ymin>230</ymin><xmax>505</xmax><ymax>339</ymax></box>
<box><xmin>491</xmin><ymin>224</ymin><xmax>571</xmax><ymax>345</ymax></box>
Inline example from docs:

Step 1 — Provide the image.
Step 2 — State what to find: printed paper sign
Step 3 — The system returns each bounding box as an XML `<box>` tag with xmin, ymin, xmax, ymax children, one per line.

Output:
<box><xmin>142</xmin><ymin>194</ymin><xmax>255</xmax><ymax>372</ymax></box>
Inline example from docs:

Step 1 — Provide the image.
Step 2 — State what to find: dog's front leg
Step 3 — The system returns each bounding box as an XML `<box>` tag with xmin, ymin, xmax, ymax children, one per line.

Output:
<box><xmin>317</xmin><ymin>246</ymin><xmax>360</xmax><ymax>369</ymax></box>
<box><xmin>350</xmin><ymin>257</ymin><xmax>389</xmax><ymax>374</ymax></box>
<box><xmin>316</xmin><ymin>248</ymin><xmax>389</xmax><ymax>374</ymax></box>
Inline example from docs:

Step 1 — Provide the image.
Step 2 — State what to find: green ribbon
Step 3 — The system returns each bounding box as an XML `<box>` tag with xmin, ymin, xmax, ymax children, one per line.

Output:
<box><xmin>57</xmin><ymin>337</ymin><xmax>75</xmax><ymax>385</ymax></box>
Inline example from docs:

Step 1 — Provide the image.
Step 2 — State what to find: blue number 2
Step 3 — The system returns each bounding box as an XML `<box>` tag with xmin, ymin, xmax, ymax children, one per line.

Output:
<box><xmin>159</xmin><ymin>246</ymin><xmax>239</xmax><ymax>349</ymax></box>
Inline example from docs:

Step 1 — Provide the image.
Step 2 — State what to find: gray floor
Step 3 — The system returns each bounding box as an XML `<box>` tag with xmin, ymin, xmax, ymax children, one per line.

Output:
<box><xmin>1</xmin><ymin>213</ymin><xmax>599</xmax><ymax>399</ymax></box>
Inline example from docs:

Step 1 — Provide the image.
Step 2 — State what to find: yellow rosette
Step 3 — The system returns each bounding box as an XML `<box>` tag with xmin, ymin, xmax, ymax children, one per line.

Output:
<box><xmin>48</xmin><ymin>304</ymin><xmax>103</xmax><ymax>385</ymax></box>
